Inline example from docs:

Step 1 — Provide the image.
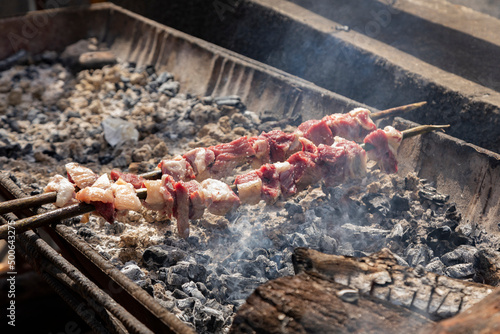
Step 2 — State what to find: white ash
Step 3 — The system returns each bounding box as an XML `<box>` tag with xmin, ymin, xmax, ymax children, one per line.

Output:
<box><xmin>1</xmin><ymin>42</ymin><xmax>499</xmax><ymax>333</ymax></box>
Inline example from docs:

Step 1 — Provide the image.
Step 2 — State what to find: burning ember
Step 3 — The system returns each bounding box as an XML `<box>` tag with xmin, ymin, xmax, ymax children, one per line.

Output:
<box><xmin>1</xmin><ymin>39</ymin><xmax>497</xmax><ymax>333</ymax></box>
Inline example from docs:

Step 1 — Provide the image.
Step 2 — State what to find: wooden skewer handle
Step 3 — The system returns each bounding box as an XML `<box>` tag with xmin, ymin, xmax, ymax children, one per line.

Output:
<box><xmin>371</xmin><ymin>101</ymin><xmax>427</xmax><ymax>120</ymax></box>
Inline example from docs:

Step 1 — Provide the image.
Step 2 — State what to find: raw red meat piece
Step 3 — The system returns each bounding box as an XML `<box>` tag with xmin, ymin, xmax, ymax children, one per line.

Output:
<box><xmin>248</xmin><ymin>136</ymin><xmax>271</xmax><ymax>167</ymax></box>
<box><xmin>159</xmin><ymin>158</ymin><xmax>195</xmax><ymax>181</ymax></box>
<box><xmin>299</xmin><ymin>137</ymin><xmax>319</xmax><ymax>155</ymax></box>
<box><xmin>199</xmin><ymin>179</ymin><xmax>240</xmax><ymax>215</ymax></box>
<box><xmin>91</xmin><ymin>201</ymin><xmax>116</xmax><ymax>224</ymax></box>
<box><xmin>258</xmin><ymin>164</ymin><xmax>281</xmax><ymax>204</ymax></box>
<box><xmin>316</xmin><ymin>144</ymin><xmax>349</xmax><ymax>186</ymax></box>
<box><xmin>161</xmin><ymin>175</ymin><xmax>176</xmax><ymax>217</ymax></box>
<box><xmin>208</xmin><ymin>137</ymin><xmax>256</xmax><ymax>177</ymax></box>
<box><xmin>174</xmin><ymin>182</ymin><xmax>190</xmax><ymax>239</ymax></box>
<box><xmin>110</xmin><ymin>170</ymin><xmax>145</xmax><ymax>189</ymax></box>
<box><xmin>183</xmin><ymin>148</ymin><xmax>215</xmax><ymax>180</ymax></box>
<box><xmin>298</xmin><ymin>119</ymin><xmax>334</xmax><ymax>146</ymax></box>
<box><xmin>322</xmin><ymin>108</ymin><xmax>376</xmax><ymax>142</ymax></box>
<box><xmin>261</xmin><ymin>130</ymin><xmax>300</xmax><ymax>163</ymax></box>
<box><xmin>279</xmin><ymin>152</ymin><xmax>318</xmax><ymax>198</ymax></box>
<box><xmin>183</xmin><ymin>180</ymin><xmax>205</xmax><ymax>220</ymax></box>
<box><xmin>364</xmin><ymin>129</ymin><xmax>398</xmax><ymax>173</ymax></box>
<box><xmin>234</xmin><ymin>170</ymin><xmax>263</xmax><ymax>205</ymax></box>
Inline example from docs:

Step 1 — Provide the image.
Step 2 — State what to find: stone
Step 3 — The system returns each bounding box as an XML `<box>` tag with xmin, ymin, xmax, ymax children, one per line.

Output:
<box><xmin>101</xmin><ymin>117</ymin><xmax>139</xmax><ymax>147</ymax></box>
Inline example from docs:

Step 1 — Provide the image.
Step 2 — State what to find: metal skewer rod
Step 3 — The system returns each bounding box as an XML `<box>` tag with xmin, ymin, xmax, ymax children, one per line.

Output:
<box><xmin>0</xmin><ymin>124</ymin><xmax>448</xmax><ymax>240</ymax></box>
<box><xmin>0</xmin><ymin>189</ymin><xmax>147</xmax><ymax>239</ymax></box>
<box><xmin>0</xmin><ymin>170</ymin><xmax>160</xmax><ymax>215</ymax></box>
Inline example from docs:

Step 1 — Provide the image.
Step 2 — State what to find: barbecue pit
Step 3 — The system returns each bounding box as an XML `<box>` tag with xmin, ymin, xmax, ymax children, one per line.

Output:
<box><xmin>1</xmin><ymin>3</ymin><xmax>500</xmax><ymax>333</ymax></box>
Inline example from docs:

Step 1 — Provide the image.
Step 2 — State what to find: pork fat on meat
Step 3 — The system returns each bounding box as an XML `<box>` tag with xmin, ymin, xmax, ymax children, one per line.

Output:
<box><xmin>75</xmin><ymin>174</ymin><xmax>116</xmax><ymax>223</ymax></box>
<box><xmin>66</xmin><ymin>162</ymin><xmax>98</xmax><ymax>189</ymax></box>
<box><xmin>44</xmin><ymin>174</ymin><xmax>76</xmax><ymax>207</ymax></box>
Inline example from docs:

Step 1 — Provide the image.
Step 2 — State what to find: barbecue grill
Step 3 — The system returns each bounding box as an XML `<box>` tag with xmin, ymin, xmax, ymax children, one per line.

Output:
<box><xmin>1</xmin><ymin>2</ymin><xmax>500</xmax><ymax>333</ymax></box>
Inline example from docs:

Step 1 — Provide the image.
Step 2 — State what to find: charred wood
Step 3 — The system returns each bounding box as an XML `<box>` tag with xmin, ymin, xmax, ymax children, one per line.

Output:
<box><xmin>230</xmin><ymin>271</ymin><xmax>431</xmax><ymax>334</ymax></box>
<box><xmin>292</xmin><ymin>248</ymin><xmax>493</xmax><ymax>320</ymax></box>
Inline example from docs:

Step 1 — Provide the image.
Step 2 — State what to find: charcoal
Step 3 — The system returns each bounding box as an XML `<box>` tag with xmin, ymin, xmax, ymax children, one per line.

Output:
<box><xmin>362</xmin><ymin>193</ymin><xmax>390</xmax><ymax>216</ymax></box>
<box><xmin>319</xmin><ymin>235</ymin><xmax>338</xmax><ymax>254</ymax></box>
<box><xmin>473</xmin><ymin>249</ymin><xmax>500</xmax><ymax>285</ymax></box>
<box><xmin>418</xmin><ymin>186</ymin><xmax>449</xmax><ymax>205</ymax></box>
<box><xmin>77</xmin><ymin>227</ymin><xmax>99</xmax><ymax>242</ymax></box>
<box><xmin>285</xmin><ymin>202</ymin><xmax>303</xmax><ymax>216</ymax></box>
<box><xmin>390</xmin><ymin>195</ymin><xmax>410</xmax><ymax>211</ymax></box>
<box><xmin>142</xmin><ymin>245</ymin><xmax>187</xmax><ymax>269</ymax></box>
<box><xmin>156</xmin><ymin>71</ymin><xmax>174</xmax><ymax>84</ymax></box>
<box><xmin>182</xmin><ymin>281</ymin><xmax>207</xmax><ymax>303</ymax></box>
<box><xmin>230</xmin><ymin>248</ymin><xmax>253</xmax><ymax>261</ymax></box>
<box><xmin>78</xmin><ymin>51</ymin><xmax>117</xmax><ymax>70</ymax></box>
<box><xmin>166</xmin><ymin>272</ymin><xmax>189</xmax><ymax>286</ymax></box>
<box><xmin>441</xmin><ymin>245</ymin><xmax>478</xmax><ymax>266</ymax></box>
<box><xmin>405</xmin><ymin>244</ymin><xmax>433</xmax><ymax>267</ymax></box>
<box><xmin>445</xmin><ymin>263</ymin><xmax>476</xmax><ymax>279</ymax></box>
<box><xmin>253</xmin><ymin>248</ymin><xmax>269</xmax><ymax>258</ymax></box>
<box><xmin>173</xmin><ymin>288</ymin><xmax>190</xmax><ymax>299</ymax></box>
<box><xmin>387</xmin><ymin>223</ymin><xmax>405</xmax><ymax>240</ymax></box>
<box><xmin>120</xmin><ymin>262</ymin><xmax>145</xmax><ymax>282</ymax></box>
<box><xmin>158</xmin><ymin>81</ymin><xmax>180</xmax><ymax>96</ymax></box>
<box><xmin>214</xmin><ymin>95</ymin><xmax>243</xmax><ymax>108</ymax></box>
<box><xmin>289</xmin><ymin>233</ymin><xmax>308</xmax><ymax>248</ymax></box>
<box><xmin>136</xmin><ymin>279</ymin><xmax>154</xmax><ymax>296</ymax></box>
<box><xmin>425</xmin><ymin>257</ymin><xmax>446</xmax><ymax>275</ymax></box>
<box><xmin>220</xmin><ymin>274</ymin><xmax>265</xmax><ymax>299</ymax></box>
<box><xmin>177</xmin><ymin>297</ymin><xmax>198</xmax><ymax>310</ymax></box>
<box><xmin>234</xmin><ymin>260</ymin><xmax>265</xmax><ymax>278</ymax></box>
<box><xmin>445</xmin><ymin>203</ymin><xmax>462</xmax><ymax>222</ymax></box>
<box><xmin>195</xmin><ymin>305</ymin><xmax>225</xmax><ymax>328</ymax></box>
<box><xmin>196</xmin><ymin>282</ymin><xmax>210</xmax><ymax>297</ymax></box>
<box><xmin>169</xmin><ymin>261</ymin><xmax>207</xmax><ymax>282</ymax></box>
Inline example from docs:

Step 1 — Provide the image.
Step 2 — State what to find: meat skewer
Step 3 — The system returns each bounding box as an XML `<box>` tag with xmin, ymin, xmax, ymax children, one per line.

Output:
<box><xmin>0</xmin><ymin>102</ymin><xmax>426</xmax><ymax>215</ymax></box>
<box><xmin>0</xmin><ymin>124</ymin><xmax>447</xmax><ymax>240</ymax></box>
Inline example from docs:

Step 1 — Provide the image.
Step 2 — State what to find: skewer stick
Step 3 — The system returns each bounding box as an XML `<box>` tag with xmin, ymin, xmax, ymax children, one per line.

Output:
<box><xmin>0</xmin><ymin>121</ymin><xmax>446</xmax><ymax>216</ymax></box>
<box><xmin>0</xmin><ymin>124</ymin><xmax>449</xmax><ymax>240</ymax></box>
<box><xmin>0</xmin><ymin>102</ymin><xmax>426</xmax><ymax>216</ymax></box>
<box><xmin>401</xmin><ymin>124</ymin><xmax>449</xmax><ymax>139</ymax></box>
<box><xmin>0</xmin><ymin>170</ymin><xmax>160</xmax><ymax>215</ymax></box>
<box><xmin>371</xmin><ymin>101</ymin><xmax>427</xmax><ymax>120</ymax></box>
<box><xmin>0</xmin><ymin>189</ymin><xmax>147</xmax><ymax>239</ymax></box>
